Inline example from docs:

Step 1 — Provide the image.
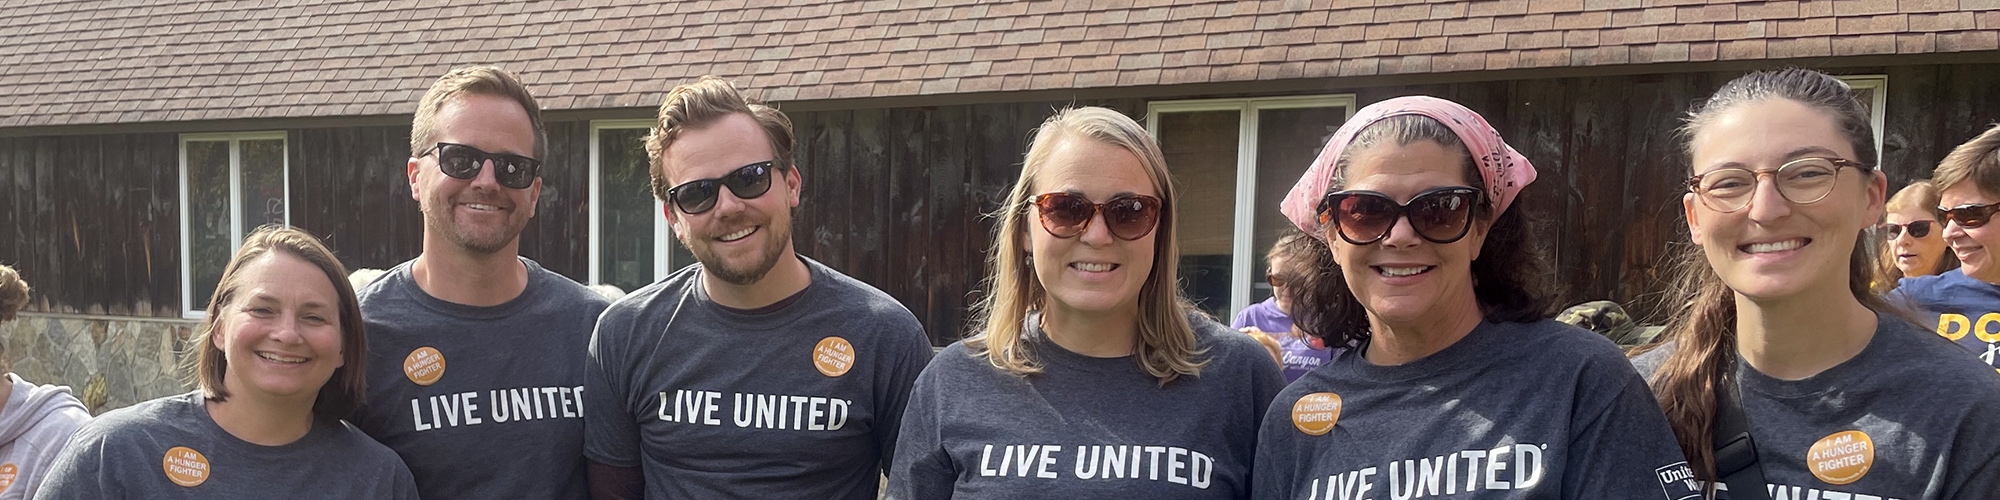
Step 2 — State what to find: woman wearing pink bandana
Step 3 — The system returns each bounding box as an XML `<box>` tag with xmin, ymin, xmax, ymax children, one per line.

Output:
<box><xmin>1251</xmin><ymin>97</ymin><xmax>1693</xmax><ymax>499</ymax></box>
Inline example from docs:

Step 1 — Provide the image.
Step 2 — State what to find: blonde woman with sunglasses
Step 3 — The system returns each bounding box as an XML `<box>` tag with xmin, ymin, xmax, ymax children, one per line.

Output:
<box><xmin>1254</xmin><ymin>96</ymin><xmax>1693</xmax><ymax>499</ymax></box>
<box><xmin>1872</xmin><ymin>181</ymin><xmax>1957</xmax><ymax>292</ymax></box>
<box><xmin>887</xmin><ymin>107</ymin><xmax>1284</xmax><ymax>500</ymax></box>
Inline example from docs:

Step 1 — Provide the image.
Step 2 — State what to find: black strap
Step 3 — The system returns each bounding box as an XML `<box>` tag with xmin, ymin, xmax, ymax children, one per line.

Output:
<box><xmin>1712</xmin><ymin>370</ymin><xmax>1770</xmax><ymax>500</ymax></box>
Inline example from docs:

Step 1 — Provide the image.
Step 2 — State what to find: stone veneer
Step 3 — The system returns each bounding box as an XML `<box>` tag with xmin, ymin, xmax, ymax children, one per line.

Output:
<box><xmin>0</xmin><ymin>313</ymin><xmax>194</xmax><ymax>415</ymax></box>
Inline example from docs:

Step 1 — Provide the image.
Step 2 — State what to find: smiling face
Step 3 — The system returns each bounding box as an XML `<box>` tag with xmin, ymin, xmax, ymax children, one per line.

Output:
<box><xmin>661</xmin><ymin>112</ymin><xmax>802</xmax><ymax>286</ymax></box>
<box><xmin>1940</xmin><ymin>182</ymin><xmax>2000</xmax><ymax>283</ymax></box>
<box><xmin>1028</xmin><ymin>135</ymin><xmax>1159</xmax><ymax>322</ymax></box>
<box><xmin>212</xmin><ymin>252</ymin><xmax>346</xmax><ymax>406</ymax></box>
<box><xmin>1328</xmin><ymin>140</ymin><xmax>1487</xmax><ymax>327</ymax></box>
<box><xmin>408</xmin><ymin>93</ymin><xmax>542</xmax><ymax>256</ymax></box>
<box><xmin>1684</xmin><ymin>98</ymin><xmax>1885</xmax><ymax>302</ymax></box>
<box><xmin>1884</xmin><ymin>205</ymin><xmax>1948</xmax><ymax>277</ymax></box>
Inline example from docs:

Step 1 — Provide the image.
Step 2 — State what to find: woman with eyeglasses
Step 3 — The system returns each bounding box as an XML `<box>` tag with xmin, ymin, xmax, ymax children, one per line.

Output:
<box><xmin>1253</xmin><ymin>96</ymin><xmax>1693</xmax><ymax>499</ymax></box>
<box><xmin>1232</xmin><ymin>231</ymin><xmax>1335</xmax><ymax>383</ymax></box>
<box><xmin>36</xmin><ymin>225</ymin><xmax>418</xmax><ymax>499</ymax></box>
<box><xmin>887</xmin><ymin>107</ymin><xmax>1284</xmax><ymax>499</ymax></box>
<box><xmin>1633</xmin><ymin>69</ymin><xmax>2000</xmax><ymax>499</ymax></box>
<box><xmin>1872</xmin><ymin>181</ymin><xmax>1958</xmax><ymax>292</ymax></box>
<box><xmin>1893</xmin><ymin>123</ymin><xmax>2000</xmax><ymax>372</ymax></box>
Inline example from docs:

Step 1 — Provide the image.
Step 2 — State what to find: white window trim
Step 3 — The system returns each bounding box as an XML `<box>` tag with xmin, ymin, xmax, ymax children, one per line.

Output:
<box><xmin>1836</xmin><ymin>74</ymin><xmax>1888</xmax><ymax>166</ymax></box>
<box><xmin>1145</xmin><ymin>94</ymin><xmax>1357</xmax><ymax>318</ymax></box>
<box><xmin>178</xmin><ymin>131</ymin><xmax>289</xmax><ymax>318</ymax></box>
<box><xmin>587</xmin><ymin>119</ymin><xmax>675</xmax><ymax>287</ymax></box>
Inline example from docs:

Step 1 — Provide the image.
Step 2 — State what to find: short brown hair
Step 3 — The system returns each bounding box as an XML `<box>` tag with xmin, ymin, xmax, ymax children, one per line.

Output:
<box><xmin>1932</xmin><ymin>124</ymin><xmax>2000</xmax><ymax>198</ymax></box>
<box><xmin>644</xmin><ymin>76</ymin><xmax>796</xmax><ymax>201</ymax></box>
<box><xmin>0</xmin><ymin>264</ymin><xmax>27</xmax><ymax>323</ymax></box>
<box><xmin>410</xmin><ymin>65</ymin><xmax>548</xmax><ymax>160</ymax></box>
<box><xmin>186</xmin><ymin>225</ymin><xmax>368</xmax><ymax>419</ymax></box>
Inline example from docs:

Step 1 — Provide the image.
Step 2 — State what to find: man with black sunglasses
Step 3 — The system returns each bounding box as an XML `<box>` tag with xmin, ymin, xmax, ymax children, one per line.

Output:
<box><xmin>582</xmin><ymin>76</ymin><xmax>933</xmax><ymax>500</ymax></box>
<box><xmin>349</xmin><ymin>66</ymin><xmax>609</xmax><ymax>500</ymax></box>
<box><xmin>1893</xmin><ymin>124</ymin><xmax>2000</xmax><ymax>370</ymax></box>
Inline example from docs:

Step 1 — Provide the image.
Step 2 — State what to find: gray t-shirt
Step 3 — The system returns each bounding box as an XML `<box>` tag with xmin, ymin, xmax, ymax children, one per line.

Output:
<box><xmin>33</xmin><ymin>391</ymin><xmax>417</xmax><ymax>499</ymax></box>
<box><xmin>352</xmin><ymin>257</ymin><xmax>610</xmax><ymax>500</ymax></box>
<box><xmin>584</xmin><ymin>257</ymin><xmax>934</xmax><ymax>500</ymax></box>
<box><xmin>1632</xmin><ymin>314</ymin><xmax>2000</xmax><ymax>500</ymax></box>
<box><xmin>887</xmin><ymin>313</ymin><xmax>1286</xmax><ymax>500</ymax></box>
<box><xmin>1256</xmin><ymin>319</ymin><xmax>1701</xmax><ymax>500</ymax></box>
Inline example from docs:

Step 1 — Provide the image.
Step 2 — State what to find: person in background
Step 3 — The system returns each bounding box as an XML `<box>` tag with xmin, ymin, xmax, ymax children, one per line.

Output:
<box><xmin>1892</xmin><ymin>124</ymin><xmax>2000</xmax><ymax>370</ymax></box>
<box><xmin>1873</xmin><ymin>181</ymin><xmax>1956</xmax><ymax>292</ymax></box>
<box><xmin>1255</xmin><ymin>96</ymin><xmax>1695</xmax><ymax>499</ymax></box>
<box><xmin>0</xmin><ymin>265</ymin><xmax>91</xmax><ymax>500</ymax></box>
<box><xmin>1232</xmin><ymin>230</ymin><xmax>1335</xmax><ymax>382</ymax></box>
<box><xmin>37</xmin><ymin>225</ymin><xmax>418</xmax><ymax>499</ymax></box>
<box><xmin>1636</xmin><ymin>68</ymin><xmax>2000</xmax><ymax>499</ymax></box>
<box><xmin>888</xmin><ymin>106</ymin><xmax>1283</xmax><ymax>499</ymax></box>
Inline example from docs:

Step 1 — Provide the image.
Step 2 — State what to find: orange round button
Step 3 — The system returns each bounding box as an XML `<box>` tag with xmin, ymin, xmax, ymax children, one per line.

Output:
<box><xmin>404</xmin><ymin>347</ymin><xmax>445</xmax><ymax>386</ymax></box>
<box><xmin>813</xmin><ymin>337</ymin><xmax>856</xmax><ymax>377</ymax></box>
<box><xmin>1807</xmin><ymin>430</ymin><xmax>1874</xmax><ymax>485</ymax></box>
<box><xmin>162</xmin><ymin>446</ymin><xmax>210</xmax><ymax>487</ymax></box>
<box><xmin>1292</xmin><ymin>392</ymin><xmax>1343</xmax><ymax>436</ymax></box>
<box><xmin>0</xmin><ymin>463</ymin><xmax>18</xmax><ymax>491</ymax></box>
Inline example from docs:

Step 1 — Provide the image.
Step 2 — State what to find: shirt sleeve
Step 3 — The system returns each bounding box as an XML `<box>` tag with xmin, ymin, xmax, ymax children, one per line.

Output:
<box><xmin>1563</xmin><ymin>355</ymin><xmax>1702</xmax><ymax>500</ymax></box>
<box><xmin>1250</xmin><ymin>394</ymin><xmax>1303</xmax><ymax>500</ymax></box>
<box><xmin>885</xmin><ymin>362</ymin><xmax>955</xmax><ymax>500</ymax></box>
<box><xmin>32</xmin><ymin>424</ymin><xmax>115</xmax><ymax>500</ymax></box>
<box><xmin>583</xmin><ymin>305</ymin><xmax>642</xmax><ymax>468</ymax></box>
<box><xmin>873</xmin><ymin>318</ymin><xmax>937</xmax><ymax>476</ymax></box>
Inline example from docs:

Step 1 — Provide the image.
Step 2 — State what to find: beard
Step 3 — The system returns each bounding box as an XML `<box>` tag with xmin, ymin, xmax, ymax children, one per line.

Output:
<box><xmin>681</xmin><ymin>210</ymin><xmax>793</xmax><ymax>286</ymax></box>
<box><xmin>420</xmin><ymin>190</ymin><xmax>528</xmax><ymax>255</ymax></box>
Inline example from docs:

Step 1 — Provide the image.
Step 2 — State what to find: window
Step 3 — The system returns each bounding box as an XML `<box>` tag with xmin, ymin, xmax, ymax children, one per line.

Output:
<box><xmin>589</xmin><ymin>120</ymin><xmax>696</xmax><ymax>293</ymax></box>
<box><xmin>179</xmin><ymin>132</ymin><xmax>288</xmax><ymax>317</ymax></box>
<box><xmin>1147</xmin><ymin>95</ymin><xmax>1356</xmax><ymax>319</ymax></box>
<box><xmin>1836</xmin><ymin>75</ymin><xmax>1887</xmax><ymax>165</ymax></box>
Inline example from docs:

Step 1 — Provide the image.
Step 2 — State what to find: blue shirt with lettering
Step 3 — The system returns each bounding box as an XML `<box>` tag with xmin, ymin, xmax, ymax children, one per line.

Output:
<box><xmin>1892</xmin><ymin>269</ymin><xmax>2000</xmax><ymax>369</ymax></box>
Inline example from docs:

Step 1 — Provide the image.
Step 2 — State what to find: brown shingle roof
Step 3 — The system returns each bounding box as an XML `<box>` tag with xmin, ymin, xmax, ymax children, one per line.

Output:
<box><xmin>3</xmin><ymin>0</ymin><xmax>1996</xmax><ymax>128</ymax></box>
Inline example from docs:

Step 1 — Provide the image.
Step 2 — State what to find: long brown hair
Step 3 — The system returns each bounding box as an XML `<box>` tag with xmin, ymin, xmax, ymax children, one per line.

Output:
<box><xmin>1639</xmin><ymin>68</ymin><xmax>1891</xmax><ymax>481</ymax></box>
<box><xmin>186</xmin><ymin>224</ymin><xmax>369</xmax><ymax>419</ymax></box>
<box><xmin>963</xmin><ymin>106</ymin><xmax>1207</xmax><ymax>384</ymax></box>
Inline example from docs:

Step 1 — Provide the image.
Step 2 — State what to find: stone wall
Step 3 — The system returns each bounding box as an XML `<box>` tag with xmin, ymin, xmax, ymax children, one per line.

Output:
<box><xmin>0</xmin><ymin>313</ymin><xmax>194</xmax><ymax>415</ymax></box>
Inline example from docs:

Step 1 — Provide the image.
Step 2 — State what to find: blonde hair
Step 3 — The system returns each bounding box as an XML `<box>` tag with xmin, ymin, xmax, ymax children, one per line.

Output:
<box><xmin>186</xmin><ymin>225</ymin><xmax>368</xmax><ymax>419</ymax></box>
<box><xmin>964</xmin><ymin>106</ymin><xmax>1207</xmax><ymax>384</ymax></box>
<box><xmin>410</xmin><ymin>65</ymin><xmax>547</xmax><ymax>160</ymax></box>
<box><xmin>0</xmin><ymin>265</ymin><xmax>27</xmax><ymax>323</ymax></box>
<box><xmin>1874</xmin><ymin>181</ymin><xmax>1958</xmax><ymax>289</ymax></box>
<box><xmin>644</xmin><ymin>75</ymin><xmax>796</xmax><ymax>201</ymax></box>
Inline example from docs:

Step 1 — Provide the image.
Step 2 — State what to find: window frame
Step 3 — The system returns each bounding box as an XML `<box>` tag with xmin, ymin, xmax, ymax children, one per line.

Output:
<box><xmin>1835</xmin><ymin>74</ymin><xmax>1887</xmax><ymax>165</ymax></box>
<box><xmin>178</xmin><ymin>131</ymin><xmax>290</xmax><ymax>318</ymax></box>
<box><xmin>587</xmin><ymin>119</ymin><xmax>678</xmax><ymax>288</ymax></box>
<box><xmin>1144</xmin><ymin>94</ymin><xmax>1357</xmax><ymax>317</ymax></box>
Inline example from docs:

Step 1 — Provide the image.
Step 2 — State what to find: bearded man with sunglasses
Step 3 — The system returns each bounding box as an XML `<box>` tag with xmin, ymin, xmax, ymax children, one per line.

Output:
<box><xmin>349</xmin><ymin>66</ymin><xmax>610</xmax><ymax>500</ymax></box>
<box><xmin>582</xmin><ymin>76</ymin><xmax>933</xmax><ymax>500</ymax></box>
<box><xmin>1893</xmin><ymin>124</ymin><xmax>2000</xmax><ymax>370</ymax></box>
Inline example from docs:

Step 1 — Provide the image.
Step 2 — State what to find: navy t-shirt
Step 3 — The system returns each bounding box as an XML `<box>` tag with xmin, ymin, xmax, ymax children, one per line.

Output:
<box><xmin>1891</xmin><ymin>269</ymin><xmax>2000</xmax><ymax>369</ymax></box>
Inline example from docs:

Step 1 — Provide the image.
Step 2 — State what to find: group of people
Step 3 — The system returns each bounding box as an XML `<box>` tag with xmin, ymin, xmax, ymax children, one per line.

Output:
<box><xmin>0</xmin><ymin>65</ymin><xmax>1989</xmax><ymax>500</ymax></box>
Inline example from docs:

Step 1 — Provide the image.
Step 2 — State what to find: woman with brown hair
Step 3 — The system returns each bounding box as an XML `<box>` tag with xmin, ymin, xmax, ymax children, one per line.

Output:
<box><xmin>37</xmin><ymin>225</ymin><xmax>417</xmax><ymax>499</ymax></box>
<box><xmin>1634</xmin><ymin>68</ymin><xmax>2000</xmax><ymax>499</ymax></box>
<box><xmin>888</xmin><ymin>107</ymin><xmax>1284</xmax><ymax>499</ymax></box>
<box><xmin>1254</xmin><ymin>96</ymin><xmax>1692</xmax><ymax>499</ymax></box>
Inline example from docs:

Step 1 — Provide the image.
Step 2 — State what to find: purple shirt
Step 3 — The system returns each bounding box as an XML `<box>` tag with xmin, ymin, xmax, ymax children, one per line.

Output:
<box><xmin>1230</xmin><ymin>298</ymin><xmax>1335</xmax><ymax>383</ymax></box>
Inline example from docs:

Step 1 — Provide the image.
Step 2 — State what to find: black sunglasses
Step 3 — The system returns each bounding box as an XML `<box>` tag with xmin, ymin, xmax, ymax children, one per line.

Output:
<box><xmin>1316</xmin><ymin>186</ymin><xmax>1483</xmax><ymax>245</ymax></box>
<box><xmin>1029</xmin><ymin>192</ymin><xmax>1163</xmax><ymax>241</ymax></box>
<box><xmin>666</xmin><ymin>161</ymin><xmax>775</xmax><ymax>215</ymax></box>
<box><xmin>420</xmin><ymin>142</ymin><xmax>541</xmax><ymax>190</ymax></box>
<box><xmin>1877</xmin><ymin>220</ymin><xmax>1935</xmax><ymax>239</ymax></box>
<box><xmin>1941</xmin><ymin>201</ymin><xmax>2000</xmax><ymax>229</ymax></box>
